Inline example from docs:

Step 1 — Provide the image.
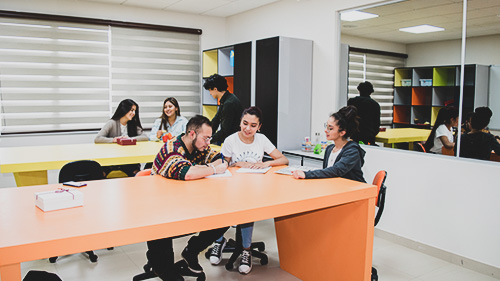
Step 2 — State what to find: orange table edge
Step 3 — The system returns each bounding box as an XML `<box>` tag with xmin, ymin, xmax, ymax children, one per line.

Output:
<box><xmin>0</xmin><ymin>167</ymin><xmax>377</xmax><ymax>281</ymax></box>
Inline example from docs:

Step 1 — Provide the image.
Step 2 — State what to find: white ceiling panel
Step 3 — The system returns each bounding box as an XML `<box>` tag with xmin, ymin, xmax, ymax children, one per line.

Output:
<box><xmin>203</xmin><ymin>0</ymin><xmax>279</xmax><ymax>17</ymax></box>
<box><xmin>342</xmin><ymin>0</ymin><xmax>500</xmax><ymax>44</ymax></box>
<box><xmin>76</xmin><ymin>0</ymin><xmax>281</xmax><ymax>17</ymax></box>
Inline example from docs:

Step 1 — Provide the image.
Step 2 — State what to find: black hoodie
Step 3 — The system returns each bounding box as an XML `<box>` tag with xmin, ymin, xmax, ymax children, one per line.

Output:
<box><xmin>304</xmin><ymin>141</ymin><xmax>366</xmax><ymax>183</ymax></box>
<box><xmin>457</xmin><ymin>132</ymin><xmax>500</xmax><ymax>160</ymax></box>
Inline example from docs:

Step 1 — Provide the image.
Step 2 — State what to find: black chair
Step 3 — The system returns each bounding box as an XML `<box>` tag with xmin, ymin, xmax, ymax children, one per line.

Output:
<box><xmin>204</xmin><ymin>225</ymin><xmax>269</xmax><ymax>271</ymax></box>
<box><xmin>372</xmin><ymin>170</ymin><xmax>388</xmax><ymax>281</ymax></box>
<box><xmin>49</xmin><ymin>160</ymin><xmax>110</xmax><ymax>263</ymax></box>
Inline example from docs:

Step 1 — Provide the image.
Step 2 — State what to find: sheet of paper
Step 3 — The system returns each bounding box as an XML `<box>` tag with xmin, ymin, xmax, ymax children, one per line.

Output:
<box><xmin>236</xmin><ymin>166</ymin><xmax>272</xmax><ymax>174</ymax></box>
<box><xmin>274</xmin><ymin>165</ymin><xmax>319</xmax><ymax>175</ymax></box>
<box><xmin>206</xmin><ymin>169</ymin><xmax>232</xmax><ymax>178</ymax></box>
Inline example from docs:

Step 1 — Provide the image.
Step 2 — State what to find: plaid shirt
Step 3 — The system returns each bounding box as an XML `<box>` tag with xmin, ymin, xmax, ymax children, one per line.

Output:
<box><xmin>152</xmin><ymin>134</ymin><xmax>221</xmax><ymax>180</ymax></box>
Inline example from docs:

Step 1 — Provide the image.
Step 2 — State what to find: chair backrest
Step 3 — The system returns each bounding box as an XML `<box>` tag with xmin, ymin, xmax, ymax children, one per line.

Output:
<box><xmin>135</xmin><ymin>169</ymin><xmax>152</xmax><ymax>177</ymax></box>
<box><xmin>416</xmin><ymin>142</ymin><xmax>427</xmax><ymax>153</ymax></box>
<box><xmin>372</xmin><ymin>170</ymin><xmax>387</xmax><ymax>226</ymax></box>
<box><xmin>442</xmin><ymin>146</ymin><xmax>454</xmax><ymax>156</ymax></box>
<box><xmin>58</xmin><ymin>160</ymin><xmax>104</xmax><ymax>183</ymax></box>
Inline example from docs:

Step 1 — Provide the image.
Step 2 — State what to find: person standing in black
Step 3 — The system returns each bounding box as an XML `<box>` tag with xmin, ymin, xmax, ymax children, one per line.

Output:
<box><xmin>347</xmin><ymin>81</ymin><xmax>381</xmax><ymax>145</ymax></box>
<box><xmin>203</xmin><ymin>74</ymin><xmax>243</xmax><ymax>144</ymax></box>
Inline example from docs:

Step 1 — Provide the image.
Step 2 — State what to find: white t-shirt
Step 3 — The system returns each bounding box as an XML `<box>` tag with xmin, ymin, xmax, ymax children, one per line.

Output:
<box><xmin>327</xmin><ymin>148</ymin><xmax>343</xmax><ymax>167</ymax></box>
<box><xmin>430</xmin><ymin>124</ymin><xmax>454</xmax><ymax>154</ymax></box>
<box><xmin>120</xmin><ymin>124</ymin><xmax>128</xmax><ymax>137</ymax></box>
<box><xmin>220</xmin><ymin>132</ymin><xmax>276</xmax><ymax>166</ymax></box>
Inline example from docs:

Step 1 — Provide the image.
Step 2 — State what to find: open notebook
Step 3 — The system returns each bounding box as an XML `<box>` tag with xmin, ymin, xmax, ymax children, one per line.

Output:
<box><xmin>274</xmin><ymin>165</ymin><xmax>320</xmax><ymax>175</ymax></box>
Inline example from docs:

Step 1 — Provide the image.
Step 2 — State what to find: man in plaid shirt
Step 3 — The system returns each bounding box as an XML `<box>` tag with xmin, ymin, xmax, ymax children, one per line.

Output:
<box><xmin>147</xmin><ymin>115</ymin><xmax>229</xmax><ymax>281</ymax></box>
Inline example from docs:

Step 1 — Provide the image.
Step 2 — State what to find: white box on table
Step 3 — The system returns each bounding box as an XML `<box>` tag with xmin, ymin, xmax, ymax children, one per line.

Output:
<box><xmin>35</xmin><ymin>188</ymin><xmax>84</xmax><ymax>212</ymax></box>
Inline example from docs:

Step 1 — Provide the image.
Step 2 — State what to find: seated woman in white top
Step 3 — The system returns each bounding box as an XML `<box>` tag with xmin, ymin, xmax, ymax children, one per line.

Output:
<box><xmin>424</xmin><ymin>106</ymin><xmax>458</xmax><ymax>154</ymax></box>
<box><xmin>149</xmin><ymin>97</ymin><xmax>188</xmax><ymax>141</ymax></box>
<box><xmin>208</xmin><ymin>106</ymin><xmax>288</xmax><ymax>275</ymax></box>
<box><xmin>94</xmin><ymin>99</ymin><xmax>148</xmax><ymax>176</ymax></box>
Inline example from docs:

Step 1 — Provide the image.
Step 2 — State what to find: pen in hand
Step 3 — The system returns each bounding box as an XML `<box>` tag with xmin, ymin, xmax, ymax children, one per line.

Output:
<box><xmin>221</xmin><ymin>153</ymin><xmax>224</xmax><ymax>163</ymax></box>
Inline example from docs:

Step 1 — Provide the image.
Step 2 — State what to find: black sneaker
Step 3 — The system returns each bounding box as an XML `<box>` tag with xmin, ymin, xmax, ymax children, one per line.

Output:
<box><xmin>239</xmin><ymin>249</ymin><xmax>252</xmax><ymax>274</ymax></box>
<box><xmin>209</xmin><ymin>238</ymin><xmax>226</xmax><ymax>265</ymax></box>
<box><xmin>181</xmin><ymin>247</ymin><xmax>203</xmax><ymax>273</ymax></box>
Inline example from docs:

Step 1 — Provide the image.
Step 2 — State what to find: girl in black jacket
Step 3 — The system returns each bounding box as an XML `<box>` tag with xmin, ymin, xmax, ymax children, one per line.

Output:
<box><xmin>293</xmin><ymin>106</ymin><xmax>366</xmax><ymax>182</ymax></box>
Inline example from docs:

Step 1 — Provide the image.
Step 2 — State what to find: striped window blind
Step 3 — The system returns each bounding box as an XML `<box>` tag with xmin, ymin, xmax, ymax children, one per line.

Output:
<box><xmin>110</xmin><ymin>27</ymin><xmax>200</xmax><ymax>129</ymax></box>
<box><xmin>0</xmin><ymin>16</ymin><xmax>200</xmax><ymax>134</ymax></box>
<box><xmin>348</xmin><ymin>49</ymin><xmax>406</xmax><ymax>125</ymax></box>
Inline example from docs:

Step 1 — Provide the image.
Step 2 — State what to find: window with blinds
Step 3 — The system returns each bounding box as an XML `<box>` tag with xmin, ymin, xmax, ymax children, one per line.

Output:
<box><xmin>347</xmin><ymin>49</ymin><xmax>406</xmax><ymax>125</ymax></box>
<box><xmin>0</xmin><ymin>16</ymin><xmax>200</xmax><ymax>134</ymax></box>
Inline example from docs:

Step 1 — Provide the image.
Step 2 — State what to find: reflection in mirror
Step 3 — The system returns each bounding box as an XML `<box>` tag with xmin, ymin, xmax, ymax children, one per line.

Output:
<box><xmin>455</xmin><ymin>0</ymin><xmax>500</xmax><ymax>162</ymax></box>
<box><xmin>340</xmin><ymin>0</ymin><xmax>477</xmax><ymax>158</ymax></box>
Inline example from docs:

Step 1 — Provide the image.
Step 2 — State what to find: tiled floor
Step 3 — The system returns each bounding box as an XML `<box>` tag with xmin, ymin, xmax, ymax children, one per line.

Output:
<box><xmin>19</xmin><ymin>219</ymin><xmax>498</xmax><ymax>281</ymax></box>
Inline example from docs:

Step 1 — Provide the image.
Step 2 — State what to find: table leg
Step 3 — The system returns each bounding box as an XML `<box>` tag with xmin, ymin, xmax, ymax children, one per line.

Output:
<box><xmin>275</xmin><ymin>198</ymin><xmax>375</xmax><ymax>281</ymax></box>
<box><xmin>0</xmin><ymin>263</ymin><xmax>22</xmax><ymax>281</ymax></box>
<box><xmin>13</xmin><ymin>171</ymin><xmax>48</xmax><ymax>187</ymax></box>
<box><xmin>409</xmin><ymin>142</ymin><xmax>414</xmax><ymax>151</ymax></box>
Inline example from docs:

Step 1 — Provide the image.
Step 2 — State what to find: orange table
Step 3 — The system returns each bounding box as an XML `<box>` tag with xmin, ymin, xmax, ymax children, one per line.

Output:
<box><xmin>0</xmin><ymin>167</ymin><xmax>377</xmax><ymax>281</ymax></box>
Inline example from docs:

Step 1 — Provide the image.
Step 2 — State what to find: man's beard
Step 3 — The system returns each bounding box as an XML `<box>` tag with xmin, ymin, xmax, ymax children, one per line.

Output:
<box><xmin>192</xmin><ymin>135</ymin><xmax>203</xmax><ymax>152</ymax></box>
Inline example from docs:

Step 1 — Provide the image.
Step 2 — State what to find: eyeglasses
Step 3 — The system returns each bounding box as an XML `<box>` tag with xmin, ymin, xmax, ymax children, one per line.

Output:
<box><xmin>196</xmin><ymin>133</ymin><xmax>212</xmax><ymax>143</ymax></box>
<box><xmin>324</xmin><ymin>122</ymin><xmax>334</xmax><ymax>133</ymax></box>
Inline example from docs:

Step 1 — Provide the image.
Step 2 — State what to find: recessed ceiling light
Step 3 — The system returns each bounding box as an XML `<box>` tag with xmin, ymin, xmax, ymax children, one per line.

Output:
<box><xmin>341</xmin><ymin>11</ymin><xmax>379</xmax><ymax>22</ymax></box>
<box><xmin>399</xmin><ymin>24</ymin><xmax>445</xmax><ymax>34</ymax></box>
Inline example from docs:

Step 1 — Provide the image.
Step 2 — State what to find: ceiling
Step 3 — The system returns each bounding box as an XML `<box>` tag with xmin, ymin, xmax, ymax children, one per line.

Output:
<box><xmin>79</xmin><ymin>0</ymin><xmax>281</xmax><ymax>17</ymax></box>
<box><xmin>76</xmin><ymin>0</ymin><xmax>499</xmax><ymax>44</ymax></box>
<box><xmin>341</xmin><ymin>0</ymin><xmax>500</xmax><ymax>44</ymax></box>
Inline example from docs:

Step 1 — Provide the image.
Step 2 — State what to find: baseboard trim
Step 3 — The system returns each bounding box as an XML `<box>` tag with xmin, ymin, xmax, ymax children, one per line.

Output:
<box><xmin>375</xmin><ymin>229</ymin><xmax>500</xmax><ymax>280</ymax></box>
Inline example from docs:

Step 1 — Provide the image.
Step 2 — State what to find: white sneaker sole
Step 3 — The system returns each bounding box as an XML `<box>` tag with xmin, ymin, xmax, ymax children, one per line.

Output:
<box><xmin>209</xmin><ymin>239</ymin><xmax>226</xmax><ymax>265</ymax></box>
<box><xmin>239</xmin><ymin>265</ymin><xmax>252</xmax><ymax>274</ymax></box>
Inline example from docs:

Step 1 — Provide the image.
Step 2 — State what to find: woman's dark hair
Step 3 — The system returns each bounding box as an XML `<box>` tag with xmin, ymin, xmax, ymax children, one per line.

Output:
<box><xmin>471</xmin><ymin>106</ymin><xmax>493</xmax><ymax>130</ymax></box>
<box><xmin>111</xmin><ymin>99</ymin><xmax>142</xmax><ymax>137</ymax></box>
<box><xmin>331</xmin><ymin>105</ymin><xmax>359</xmax><ymax>139</ymax></box>
<box><xmin>203</xmin><ymin>74</ymin><xmax>228</xmax><ymax>92</ymax></box>
<box><xmin>424</xmin><ymin>106</ymin><xmax>458</xmax><ymax>151</ymax></box>
<box><xmin>160</xmin><ymin>97</ymin><xmax>181</xmax><ymax>131</ymax></box>
<box><xmin>241</xmin><ymin>106</ymin><xmax>263</xmax><ymax>124</ymax></box>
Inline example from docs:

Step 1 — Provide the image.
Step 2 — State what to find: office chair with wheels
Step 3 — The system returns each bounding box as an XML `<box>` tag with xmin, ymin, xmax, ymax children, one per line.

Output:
<box><xmin>49</xmin><ymin>160</ymin><xmax>111</xmax><ymax>264</ymax></box>
<box><xmin>372</xmin><ymin>170</ymin><xmax>388</xmax><ymax>281</ymax></box>
<box><xmin>132</xmin><ymin>169</ymin><xmax>205</xmax><ymax>281</ymax></box>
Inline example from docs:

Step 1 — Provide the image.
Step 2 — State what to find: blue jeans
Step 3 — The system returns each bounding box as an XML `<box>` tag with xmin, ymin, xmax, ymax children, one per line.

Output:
<box><xmin>216</xmin><ymin>222</ymin><xmax>254</xmax><ymax>249</ymax></box>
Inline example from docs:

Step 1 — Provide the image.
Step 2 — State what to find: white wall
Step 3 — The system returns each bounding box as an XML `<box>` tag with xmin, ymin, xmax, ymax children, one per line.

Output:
<box><xmin>341</xmin><ymin>34</ymin><xmax>407</xmax><ymax>54</ymax></box>
<box><xmin>362</xmin><ymin>146</ymin><xmax>500</xmax><ymax>269</ymax></box>
<box><xmin>406</xmin><ymin>34</ymin><xmax>500</xmax><ymax>67</ymax></box>
<box><xmin>225</xmin><ymin>0</ymin><xmax>383</xmax><ymax>138</ymax></box>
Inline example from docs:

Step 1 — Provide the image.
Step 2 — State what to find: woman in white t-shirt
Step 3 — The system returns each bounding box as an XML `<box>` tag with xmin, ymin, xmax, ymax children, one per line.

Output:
<box><xmin>149</xmin><ymin>97</ymin><xmax>188</xmax><ymax>141</ymax></box>
<box><xmin>209</xmin><ymin>106</ymin><xmax>288</xmax><ymax>274</ymax></box>
<box><xmin>424</xmin><ymin>106</ymin><xmax>459</xmax><ymax>154</ymax></box>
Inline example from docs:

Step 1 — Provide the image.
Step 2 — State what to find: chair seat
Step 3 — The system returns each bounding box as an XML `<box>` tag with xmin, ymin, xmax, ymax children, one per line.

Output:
<box><xmin>106</xmin><ymin>170</ymin><xmax>128</xmax><ymax>179</ymax></box>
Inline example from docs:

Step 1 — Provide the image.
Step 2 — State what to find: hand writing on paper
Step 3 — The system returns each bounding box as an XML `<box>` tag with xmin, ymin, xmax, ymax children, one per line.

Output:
<box><xmin>214</xmin><ymin>162</ymin><xmax>228</xmax><ymax>174</ymax></box>
<box><xmin>292</xmin><ymin>170</ymin><xmax>306</xmax><ymax>179</ymax></box>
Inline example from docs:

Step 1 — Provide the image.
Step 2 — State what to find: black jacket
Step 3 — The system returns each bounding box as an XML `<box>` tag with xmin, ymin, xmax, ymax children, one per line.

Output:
<box><xmin>348</xmin><ymin>96</ymin><xmax>381</xmax><ymax>145</ymax></box>
<box><xmin>457</xmin><ymin>132</ymin><xmax>500</xmax><ymax>160</ymax></box>
<box><xmin>304</xmin><ymin>141</ymin><xmax>366</xmax><ymax>183</ymax></box>
<box><xmin>211</xmin><ymin>91</ymin><xmax>243</xmax><ymax>144</ymax></box>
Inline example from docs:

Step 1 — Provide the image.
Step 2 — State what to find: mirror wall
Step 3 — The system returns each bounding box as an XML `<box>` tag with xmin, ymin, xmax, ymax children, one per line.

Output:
<box><xmin>340</xmin><ymin>0</ymin><xmax>500</xmax><ymax>162</ymax></box>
